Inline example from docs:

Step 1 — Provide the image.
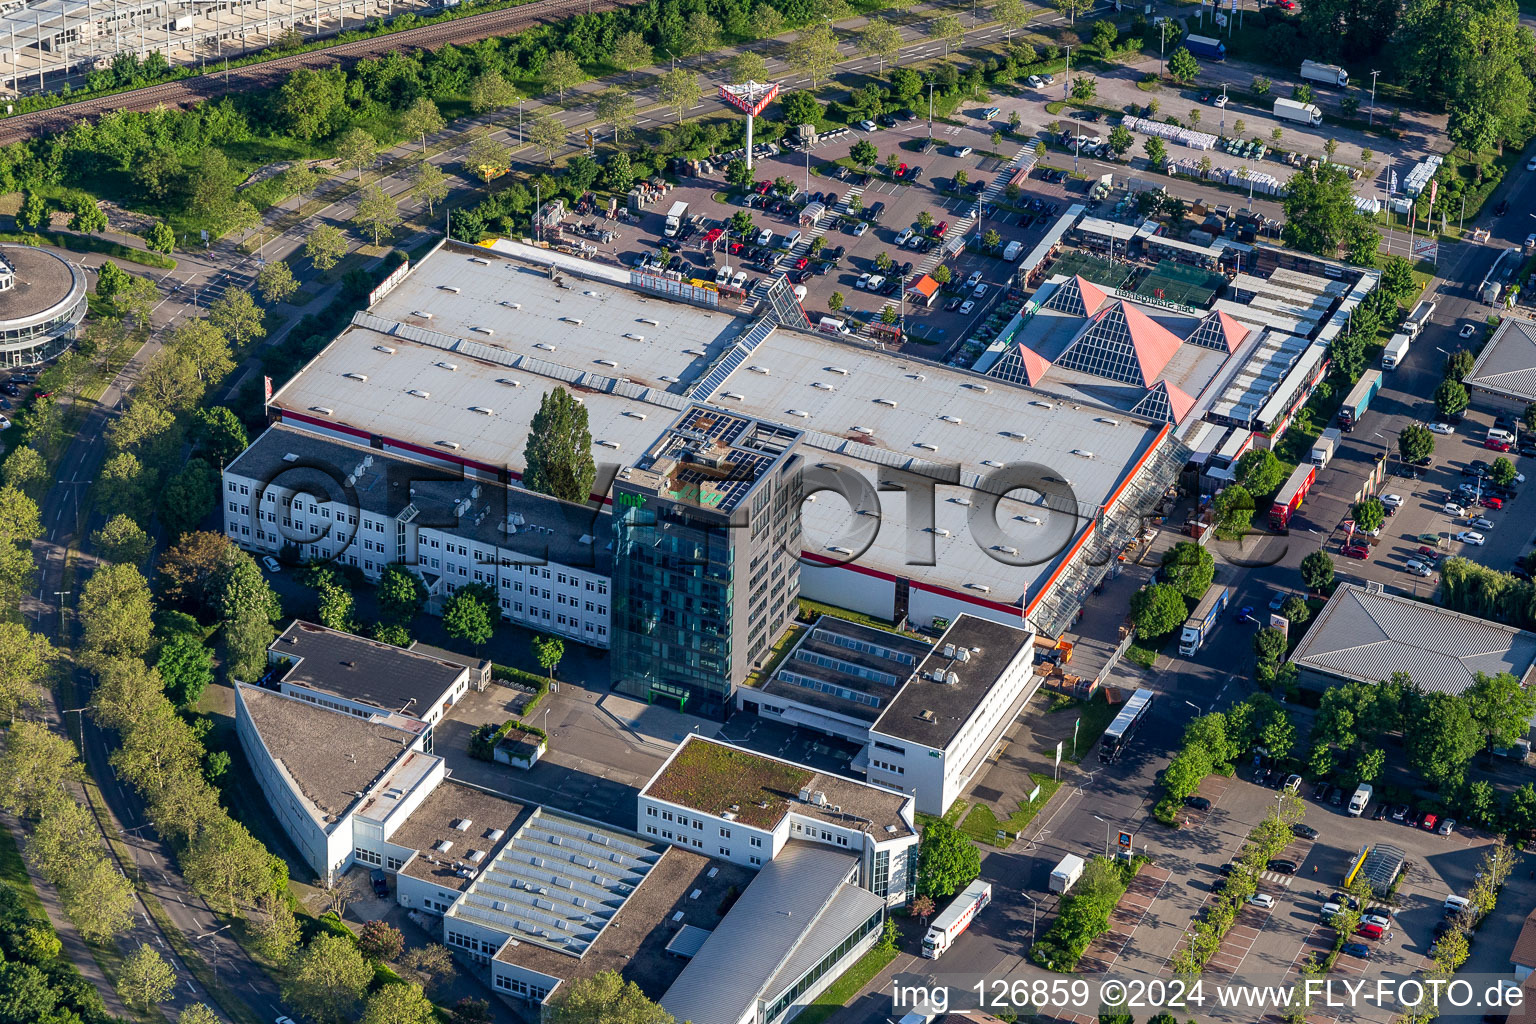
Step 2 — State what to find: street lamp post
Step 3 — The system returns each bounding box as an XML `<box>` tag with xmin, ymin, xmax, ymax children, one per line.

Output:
<box><xmin>1184</xmin><ymin>700</ymin><xmax>1204</xmax><ymax>715</ymax></box>
<box><xmin>928</xmin><ymin>82</ymin><xmax>935</xmax><ymax>139</ymax></box>
<box><xmin>1368</xmin><ymin>70</ymin><xmax>1380</xmax><ymax>126</ymax></box>
<box><xmin>1092</xmin><ymin>814</ymin><xmax>1111</xmax><ymax>858</ymax></box>
<box><xmin>1160</xmin><ymin>19</ymin><xmax>1167</xmax><ymax>79</ymax></box>
<box><xmin>1064</xmin><ymin>46</ymin><xmax>1071</xmax><ymax>101</ymax></box>
<box><xmin>1021</xmin><ymin>892</ymin><xmax>1039</xmax><ymax>941</ymax></box>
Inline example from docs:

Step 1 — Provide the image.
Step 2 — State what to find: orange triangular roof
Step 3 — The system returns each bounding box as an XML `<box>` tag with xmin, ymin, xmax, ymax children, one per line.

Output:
<box><xmin>1120</xmin><ymin>302</ymin><xmax>1185</xmax><ymax>385</ymax></box>
<box><xmin>1214</xmin><ymin>310</ymin><xmax>1250</xmax><ymax>353</ymax></box>
<box><xmin>1018</xmin><ymin>345</ymin><xmax>1052</xmax><ymax>384</ymax></box>
<box><xmin>1162</xmin><ymin>380</ymin><xmax>1197</xmax><ymax>422</ymax></box>
<box><xmin>911</xmin><ymin>275</ymin><xmax>939</xmax><ymax>298</ymax></box>
<box><xmin>1076</xmin><ymin>276</ymin><xmax>1110</xmax><ymax>316</ymax></box>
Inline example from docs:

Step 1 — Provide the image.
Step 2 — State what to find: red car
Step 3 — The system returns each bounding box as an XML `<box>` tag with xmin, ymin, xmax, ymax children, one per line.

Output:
<box><xmin>1421</xmin><ymin>813</ymin><xmax>1439</xmax><ymax>831</ymax></box>
<box><xmin>1343</xmin><ymin>545</ymin><xmax>1370</xmax><ymax>560</ymax></box>
<box><xmin>897</xmin><ymin>162</ymin><xmax>908</xmax><ymax>178</ymax></box>
<box><xmin>1485</xmin><ymin>438</ymin><xmax>1513</xmax><ymax>452</ymax></box>
<box><xmin>933</xmin><ymin>220</ymin><xmax>949</xmax><ymax>237</ymax></box>
<box><xmin>1274</xmin><ymin>0</ymin><xmax>1296</xmax><ymax>8</ymax></box>
<box><xmin>1482</xmin><ymin>496</ymin><xmax>1504</xmax><ymax>510</ymax></box>
<box><xmin>792</xmin><ymin>256</ymin><xmax>809</xmax><ymax>270</ymax></box>
<box><xmin>1417</xmin><ymin>546</ymin><xmax>1441</xmax><ymax>560</ymax></box>
<box><xmin>755</xmin><ymin>180</ymin><xmax>773</xmax><ymax>194</ymax></box>
<box><xmin>729</xmin><ymin>241</ymin><xmax>744</xmax><ymax>254</ymax></box>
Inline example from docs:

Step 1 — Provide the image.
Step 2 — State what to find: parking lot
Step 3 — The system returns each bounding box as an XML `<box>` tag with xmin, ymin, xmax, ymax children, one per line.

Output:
<box><xmin>616</xmin><ymin>110</ymin><xmax>1092</xmax><ymax>357</ymax></box>
<box><xmin>1328</xmin><ymin>406</ymin><xmax>1535</xmax><ymax>592</ymax></box>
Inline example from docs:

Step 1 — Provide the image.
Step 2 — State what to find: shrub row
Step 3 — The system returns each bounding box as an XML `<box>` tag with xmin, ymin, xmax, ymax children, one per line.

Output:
<box><xmin>1028</xmin><ymin>856</ymin><xmax>1146</xmax><ymax>972</ymax></box>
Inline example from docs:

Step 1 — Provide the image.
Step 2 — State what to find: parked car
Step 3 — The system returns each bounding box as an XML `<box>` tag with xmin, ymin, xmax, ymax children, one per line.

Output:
<box><xmin>1283</xmin><ymin>774</ymin><xmax>1302</xmax><ymax>793</ymax></box>
<box><xmin>1291</xmin><ymin>823</ymin><xmax>1319</xmax><ymax>839</ymax></box>
<box><xmin>1184</xmin><ymin>795</ymin><xmax>1212</xmax><ymax>810</ymax></box>
<box><xmin>1421</xmin><ymin>813</ymin><xmax>1440</xmax><ymax>831</ymax></box>
<box><xmin>1247</xmin><ymin>893</ymin><xmax>1276</xmax><ymax>909</ymax></box>
<box><xmin>958</xmin><ymin>300</ymin><xmax>975</xmax><ymax>315</ymax></box>
<box><xmin>1470</xmin><ymin>516</ymin><xmax>1495</xmax><ymax>530</ymax></box>
<box><xmin>261</xmin><ymin>556</ymin><xmax>281</xmax><ymax>573</ymax></box>
<box><xmin>1391</xmin><ymin>804</ymin><xmax>1409</xmax><ymax>822</ymax></box>
<box><xmin>1342</xmin><ymin>544</ymin><xmax>1370</xmax><ymax>559</ymax></box>
<box><xmin>1026</xmin><ymin>74</ymin><xmax>1045</xmax><ymax>88</ymax></box>
<box><xmin>1381</xmin><ymin>493</ymin><xmax>1404</xmax><ymax>508</ymax></box>
<box><xmin>1267</xmin><ymin>859</ymin><xmax>1299</xmax><ymax>874</ymax></box>
<box><xmin>1430</xmin><ymin>422</ymin><xmax>1455</xmax><ymax>434</ymax></box>
<box><xmin>858</xmin><ymin>119</ymin><xmax>878</xmax><ymax>132</ymax></box>
<box><xmin>1444</xmin><ymin>501</ymin><xmax>1467</xmax><ymax>516</ymax></box>
<box><xmin>1341</xmin><ymin>942</ymin><xmax>1372</xmax><ymax>959</ymax></box>
<box><xmin>731</xmin><ymin>270</ymin><xmax>748</xmax><ymax>289</ymax></box>
<box><xmin>1457</xmin><ymin>530</ymin><xmax>1486</xmax><ymax>545</ymax></box>
<box><xmin>1438</xmin><ymin>817</ymin><xmax>1457</xmax><ymax>836</ymax></box>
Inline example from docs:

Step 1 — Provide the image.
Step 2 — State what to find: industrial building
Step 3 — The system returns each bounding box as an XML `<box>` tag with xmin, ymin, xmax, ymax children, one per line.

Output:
<box><xmin>0</xmin><ymin>243</ymin><xmax>87</xmax><ymax>367</ymax></box>
<box><xmin>1288</xmin><ymin>583</ymin><xmax>1536</xmax><ymax>696</ymax></box>
<box><xmin>236</xmin><ymin>632</ymin><xmax>908</xmax><ymax>1022</ymax></box>
<box><xmin>230</xmin><ymin>238</ymin><xmax>1185</xmax><ymax>717</ymax></box>
<box><xmin>1464</xmin><ymin>318</ymin><xmax>1536</xmax><ymax>414</ymax></box>
<box><xmin>0</xmin><ymin>0</ymin><xmax>447</xmax><ymax>94</ymax></box>
<box><xmin>742</xmin><ymin>614</ymin><xmax>1039</xmax><ymax>816</ymax></box>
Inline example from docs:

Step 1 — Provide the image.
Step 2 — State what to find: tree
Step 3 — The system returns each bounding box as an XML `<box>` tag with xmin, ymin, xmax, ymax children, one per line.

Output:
<box><xmin>595</xmin><ymin>90</ymin><xmax>638</xmax><ymax>144</ymax></box>
<box><xmin>1160</xmin><ymin>542</ymin><xmax>1215</xmax><ymax>602</ymax></box>
<box><xmin>1143</xmin><ymin>136</ymin><xmax>1167</xmax><ymax>167</ymax></box>
<box><xmin>1435</xmin><ymin>378</ymin><xmax>1470</xmax><ymax>419</ymax></box>
<box><xmin>443</xmin><ymin>588</ymin><xmax>494</xmax><ymax>651</ymax></box>
<box><xmin>0</xmin><ymin>445</ymin><xmax>46</xmax><ymax>496</ymax></box>
<box><xmin>68</xmin><ymin>196</ymin><xmax>107</xmax><ymax>236</ymax></box>
<box><xmin>373</xmin><ymin>622</ymin><xmax>411</xmax><ymax>647</ymax></box>
<box><xmin>860</xmin><ymin>19</ymin><xmax>903</xmax><ymax>73</ymax></box>
<box><xmin>316</xmin><ymin>576</ymin><xmax>354</xmax><ymax>633</ymax></box>
<box><xmin>1254</xmin><ymin>627</ymin><xmax>1288</xmax><ymax>666</ymax></box>
<box><xmin>358</xmin><ymin>920</ymin><xmax>405</xmax><ymax>963</ymax></box>
<box><xmin>279</xmin><ymin>67</ymin><xmax>346</xmax><ymax>139</ymax></box>
<box><xmin>469</xmin><ymin>71</ymin><xmax>521</xmax><ymax>116</ymax></box>
<box><xmin>1130</xmin><ymin>583</ymin><xmax>1187</xmax><ymax>639</ymax></box>
<box><xmin>467</xmin><ymin>128</ymin><xmax>511</xmax><ymax>181</ymax></box>
<box><xmin>1281</xmin><ymin>596</ymin><xmax>1311</xmax><ymax>623</ymax></box>
<box><xmin>361</xmin><ymin>983</ymin><xmax>436</xmax><ymax>1024</ymax></box>
<box><xmin>179</xmin><ymin>1006</ymin><xmax>223</xmax><ymax>1024</ymax></box>
<box><xmin>1072</xmin><ymin>77</ymin><xmax>1098</xmax><ymax>102</ymax></box>
<box><xmin>400</xmin><ymin>96</ymin><xmax>444</xmax><ymax>153</ymax></box>
<box><xmin>730</xmin><ymin>51</ymin><xmax>769</xmax><ymax>84</ymax></box>
<box><xmin>533</xmin><ymin>635</ymin><xmax>565</xmax><ymax>680</ymax></box>
<box><xmin>1212</xmin><ymin>484</ymin><xmax>1255</xmax><ymax>539</ymax></box>
<box><xmin>850</xmin><ymin>140</ymin><xmax>879</xmax><ymax>170</ymax></box>
<box><xmin>450</xmin><ymin>998</ymin><xmax>493</xmax><ymax>1024</ymax></box>
<box><xmin>402</xmin><ymin>161</ymin><xmax>449</xmax><ymax>221</ymax></box>
<box><xmin>335</xmin><ymin>127</ymin><xmax>378</xmax><ymax>181</ymax></box>
<box><xmin>1490</xmin><ymin>457</ymin><xmax>1518</xmax><ymax>488</ymax></box>
<box><xmin>523</xmin><ymin>387</ymin><xmax>596</xmax><ymax>502</ymax></box>
<box><xmin>353</xmin><ymin>184</ymin><xmax>401</xmax><ymax>247</ymax></box>
<box><xmin>1405</xmin><ymin>690</ymin><xmax>1480</xmax><ymax>789</ymax></box>
<box><xmin>0</xmin><ymin>960</ymin><xmax>58</xmax><ymax>1023</ymax></box>
<box><xmin>1398</xmin><ymin>423</ymin><xmax>1435</xmax><ymax>464</ymax></box>
<box><xmin>218</xmin><ymin>552</ymin><xmax>282</xmax><ymax>680</ymax></box>
<box><xmin>0</xmin><ymin>721</ymin><xmax>78</xmax><ymax>818</ymax></box>
<box><xmin>544</xmin><ymin>50</ymin><xmax>584</xmax><ymax>101</ymax></box>
<box><xmin>283</xmin><ymin>934</ymin><xmax>373</xmax><ymax>1024</ymax></box>
<box><xmin>1465</xmin><ymin>671</ymin><xmax>1536</xmax><ymax>750</ymax></box>
<box><xmin>546</xmin><ymin>969</ymin><xmax>674</xmax><ymax>1024</ymax></box>
<box><xmin>119</xmin><ymin>945</ymin><xmax>176</xmax><ymax>1011</ymax></box>
<box><xmin>0</xmin><ymin>623</ymin><xmax>56</xmax><ymax>724</ymax></box>
<box><xmin>256</xmin><ymin>260</ymin><xmax>298</xmax><ymax>306</ymax></box>
<box><xmin>1282</xmin><ymin>166</ymin><xmax>1375</xmax><ymax>258</ymax></box>
<box><xmin>93</xmin><ymin>514</ymin><xmax>151</xmax><ymax>566</ymax></box>
<box><xmin>158</xmin><ymin>530</ymin><xmax>235</xmax><ymax>613</ymax></box>
<box><xmin>828</xmin><ymin>291</ymin><xmax>845</xmax><ymax>312</ymax></box>
<box><xmin>1380</xmin><ymin>254</ymin><xmax>1416</xmax><ymax>303</ymax></box>
<box><xmin>1351</xmin><ymin>497</ymin><xmax>1385</xmax><ymax>534</ymax></box>
<box><xmin>787</xmin><ymin>24</ymin><xmax>840</xmax><ymax>86</ymax></box>
<box><xmin>930</xmin><ymin>12</ymin><xmax>963</xmax><ymax>55</ymax></box>
<box><xmin>378</xmin><ymin>563</ymin><xmax>427</xmax><ymax>624</ymax></box>
<box><xmin>1235</xmin><ymin>449</ymin><xmax>1286</xmax><ymax>495</ymax></box>
<box><xmin>1108</xmin><ymin>124</ymin><xmax>1134</xmax><ymax>157</ymax></box>
<box><xmin>657</xmin><ymin>69</ymin><xmax>702</xmax><ymax>124</ymax></box>
<box><xmin>161</xmin><ymin>457</ymin><xmax>220</xmax><ymax>538</ymax></box>
<box><xmin>1167</xmin><ymin>47</ymin><xmax>1200</xmax><ymax>84</ymax></box>
<box><xmin>610</xmin><ymin>31</ymin><xmax>653</xmax><ymax>71</ymax></box>
<box><xmin>1444</xmin><ymin>348</ymin><xmax>1475</xmax><ymax>381</ymax></box>
<box><xmin>402</xmin><ymin>944</ymin><xmax>456</xmax><ymax>988</ymax></box>
<box><xmin>306</xmin><ymin>224</ymin><xmax>348</xmax><ymax>272</ymax></box>
<box><xmin>208</xmin><ymin>289</ymin><xmax>263</xmax><ymax>353</ymax></box>
<box><xmin>157</xmin><ymin>631</ymin><xmax>214</xmax><ymax>707</ymax></box>
<box><xmin>78</xmin><ymin>563</ymin><xmax>155</xmax><ymax>668</ymax></box>
<box><xmin>915</xmin><ymin>819</ymin><xmax>980</xmax><ymax>898</ymax></box>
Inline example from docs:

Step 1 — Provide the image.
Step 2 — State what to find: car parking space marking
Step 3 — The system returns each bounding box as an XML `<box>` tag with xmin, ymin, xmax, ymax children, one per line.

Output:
<box><xmin>1076</xmin><ymin>865</ymin><xmax>1172</xmax><ymax>972</ymax></box>
<box><xmin>1204</xmin><ymin>906</ymin><xmax>1273</xmax><ymax>976</ymax></box>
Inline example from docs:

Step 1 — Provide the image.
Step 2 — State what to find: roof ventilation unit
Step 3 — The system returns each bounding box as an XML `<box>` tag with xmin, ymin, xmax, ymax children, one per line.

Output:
<box><xmin>940</xmin><ymin>415</ymin><xmax>962</xmax><ymax>424</ymax></box>
<box><xmin>496</xmin><ymin>378</ymin><xmax>521</xmax><ymax>387</ymax></box>
<box><xmin>472</xmin><ymin>327</ymin><xmax>494</xmax><ymax>335</ymax></box>
<box><xmin>638</xmin><ymin>318</ymin><xmax>659</xmax><ymax>326</ymax></box>
<box><xmin>625</xmin><ymin>334</ymin><xmax>646</xmax><ymax>341</ymax></box>
<box><xmin>811</xmin><ymin>382</ymin><xmax>835</xmax><ymax>391</ymax></box>
<box><xmin>470</xmin><ymin>407</ymin><xmax>494</xmax><ymax>416</ymax></box>
<box><xmin>411</xmin><ymin>311</ymin><xmax>433</xmax><ymax>319</ymax></box>
<box><xmin>436</xmin><ymin>362</ymin><xmax>458</xmax><ymax>371</ymax></box>
<box><xmin>408</xmin><ymin>389</ymin><xmax>431</xmax><ymax>398</ymax></box>
<box><xmin>561</xmin><ymin>317</ymin><xmax>584</xmax><ymax>325</ymax></box>
<box><xmin>597</xmin><ymin>440</ymin><xmax>621</xmax><ymax>449</ymax></box>
<box><xmin>374</xmin><ymin>345</ymin><xmax>396</xmax><ymax>354</ymax></box>
<box><xmin>1071</xmin><ymin>449</ymin><xmax>1096</xmax><ymax>459</ymax></box>
<box><xmin>873</xmin><ymin>398</ymin><xmax>897</xmax><ymax>407</ymax></box>
<box><xmin>310</xmin><ymin>407</ymin><xmax>334</xmax><ymax>416</ymax></box>
<box><xmin>1001</xmin><ymin>431</ymin><xmax>1027</xmax><ymax>440</ymax></box>
<box><xmin>343</xmin><ymin>372</ymin><xmax>368</xmax><ymax>382</ymax></box>
<box><xmin>438</xmin><ymin>285</ymin><xmax>461</xmax><ymax>293</ymax></box>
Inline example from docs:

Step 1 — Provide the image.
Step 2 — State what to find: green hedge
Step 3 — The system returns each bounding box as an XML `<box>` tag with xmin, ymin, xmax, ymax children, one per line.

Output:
<box><xmin>1029</xmin><ymin>855</ymin><xmax>1147</xmax><ymax>972</ymax></box>
<box><xmin>492</xmin><ymin>661</ymin><xmax>552</xmax><ymax>714</ymax></box>
<box><xmin>468</xmin><ymin>718</ymin><xmax>548</xmax><ymax>761</ymax></box>
<box><xmin>0</xmin><ymin>231</ymin><xmax>176</xmax><ymax>269</ymax></box>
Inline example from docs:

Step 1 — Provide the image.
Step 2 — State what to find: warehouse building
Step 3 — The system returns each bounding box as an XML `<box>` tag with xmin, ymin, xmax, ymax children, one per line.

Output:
<box><xmin>1288</xmin><ymin>583</ymin><xmax>1536</xmax><ymax>696</ymax></box>
<box><xmin>239</xmin><ymin>239</ymin><xmax>1184</xmax><ymax>717</ymax></box>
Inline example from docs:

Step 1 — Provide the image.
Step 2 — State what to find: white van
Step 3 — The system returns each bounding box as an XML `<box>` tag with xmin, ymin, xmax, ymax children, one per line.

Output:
<box><xmin>1002</xmin><ymin>240</ymin><xmax>1023</xmax><ymax>261</ymax></box>
<box><xmin>781</xmin><ymin>230</ymin><xmax>802</xmax><ymax>250</ymax></box>
<box><xmin>818</xmin><ymin>317</ymin><xmax>850</xmax><ymax>335</ymax></box>
<box><xmin>1444</xmin><ymin>894</ymin><xmax>1471</xmax><ymax>915</ymax></box>
<box><xmin>1488</xmin><ymin>428</ymin><xmax>1516</xmax><ymax>444</ymax></box>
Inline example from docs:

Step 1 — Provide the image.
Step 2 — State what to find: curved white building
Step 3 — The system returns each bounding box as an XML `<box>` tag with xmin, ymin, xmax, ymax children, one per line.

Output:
<box><xmin>0</xmin><ymin>243</ymin><xmax>86</xmax><ymax>367</ymax></box>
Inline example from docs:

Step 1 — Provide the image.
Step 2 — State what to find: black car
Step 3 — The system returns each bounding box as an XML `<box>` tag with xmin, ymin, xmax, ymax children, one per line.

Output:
<box><xmin>900</xmin><ymin>261</ymin><xmax>913</xmax><ymax>276</ymax></box>
<box><xmin>908</xmin><ymin>166</ymin><xmax>924</xmax><ymax>183</ymax></box>
<box><xmin>1184</xmin><ymin>796</ymin><xmax>1212</xmax><ymax>810</ymax></box>
<box><xmin>897</xmin><ymin>108</ymin><xmax>917</xmax><ymax>121</ymax></box>
<box><xmin>1372</xmin><ymin>803</ymin><xmax>1386</xmax><ymax>820</ymax></box>
<box><xmin>1496</xmin><ymin>199</ymin><xmax>1510</xmax><ymax>216</ymax></box>
<box><xmin>967</xmin><ymin>179</ymin><xmax>987</xmax><ymax>194</ymax></box>
<box><xmin>944</xmin><ymin>297</ymin><xmax>964</xmax><ymax>312</ymax></box>
<box><xmin>1312</xmin><ymin>782</ymin><xmax>1329</xmax><ymax>800</ymax></box>
<box><xmin>1268</xmin><ymin>859</ymin><xmax>1299</xmax><ymax>874</ymax></box>
<box><xmin>1080</xmin><ymin>110</ymin><xmax>1102</xmax><ymax>122</ymax></box>
<box><xmin>1291</xmin><ymin>823</ymin><xmax>1319</xmax><ymax>839</ymax></box>
<box><xmin>829</xmin><ymin>245</ymin><xmax>846</xmax><ymax>261</ymax></box>
<box><xmin>880</xmin><ymin>278</ymin><xmax>900</xmax><ymax>296</ymax></box>
<box><xmin>876</xmin><ymin>114</ymin><xmax>897</xmax><ymax>128</ymax></box>
<box><xmin>866</xmin><ymin>201</ymin><xmax>886</xmax><ymax>221</ymax></box>
<box><xmin>370</xmin><ymin>868</ymin><xmax>389</xmax><ymax>897</ymax></box>
<box><xmin>1330</xmin><ymin>787</ymin><xmax>1346</xmax><ymax>807</ymax></box>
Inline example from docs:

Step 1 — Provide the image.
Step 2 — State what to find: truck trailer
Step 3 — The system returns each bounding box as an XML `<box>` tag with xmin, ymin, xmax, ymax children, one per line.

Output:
<box><xmin>1383</xmin><ymin>333</ymin><xmax>1412</xmax><ymax>370</ymax></box>
<box><xmin>1050</xmin><ymin>854</ymin><xmax>1086</xmax><ymax>894</ymax></box>
<box><xmin>1269</xmin><ymin>463</ymin><xmax>1317</xmax><ymax>532</ymax></box>
<box><xmin>1300</xmin><ymin>60</ymin><xmax>1349</xmax><ymax>87</ymax></box>
<box><xmin>1183</xmin><ymin>34</ymin><xmax>1226</xmax><ymax>60</ymax></box>
<box><xmin>1272</xmin><ymin>97</ymin><xmax>1324</xmax><ymax>126</ymax></box>
<box><xmin>1310</xmin><ymin>426</ymin><xmax>1342</xmax><ymax>468</ymax></box>
<box><xmin>1404</xmin><ymin>300</ymin><xmax>1437</xmax><ymax>338</ymax></box>
<box><xmin>1178</xmin><ymin>583</ymin><xmax>1232</xmax><ymax>657</ymax></box>
<box><xmin>922</xmin><ymin>881</ymin><xmax>992</xmax><ymax>959</ymax></box>
<box><xmin>663</xmin><ymin>201</ymin><xmax>689</xmax><ymax>237</ymax></box>
<box><xmin>1338</xmin><ymin>370</ymin><xmax>1382</xmax><ymax>430</ymax></box>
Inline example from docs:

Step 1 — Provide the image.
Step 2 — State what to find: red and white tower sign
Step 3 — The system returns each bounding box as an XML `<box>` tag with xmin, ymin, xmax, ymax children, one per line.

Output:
<box><xmin>719</xmin><ymin>81</ymin><xmax>780</xmax><ymax>170</ymax></box>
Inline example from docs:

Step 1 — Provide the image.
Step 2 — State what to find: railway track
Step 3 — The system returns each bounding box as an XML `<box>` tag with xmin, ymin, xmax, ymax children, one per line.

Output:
<box><xmin>0</xmin><ymin>0</ymin><xmax>637</xmax><ymax>145</ymax></box>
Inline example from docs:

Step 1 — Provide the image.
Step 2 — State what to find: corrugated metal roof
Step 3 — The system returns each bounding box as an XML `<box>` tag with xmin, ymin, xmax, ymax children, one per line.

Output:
<box><xmin>1289</xmin><ymin>584</ymin><xmax>1536</xmax><ymax>695</ymax></box>
<box><xmin>660</xmin><ymin>843</ymin><xmax>866</xmax><ymax>1024</ymax></box>
<box><xmin>1466</xmin><ymin>318</ymin><xmax>1536</xmax><ymax>404</ymax></box>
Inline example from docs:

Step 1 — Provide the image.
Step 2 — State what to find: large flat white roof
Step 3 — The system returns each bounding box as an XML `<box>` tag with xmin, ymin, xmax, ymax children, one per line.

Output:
<box><xmin>269</xmin><ymin>242</ymin><xmax>1172</xmax><ymax>617</ymax></box>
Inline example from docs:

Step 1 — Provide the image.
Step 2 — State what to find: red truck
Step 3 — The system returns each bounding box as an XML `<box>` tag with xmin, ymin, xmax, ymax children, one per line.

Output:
<box><xmin>1269</xmin><ymin>463</ymin><xmax>1316</xmax><ymax>532</ymax></box>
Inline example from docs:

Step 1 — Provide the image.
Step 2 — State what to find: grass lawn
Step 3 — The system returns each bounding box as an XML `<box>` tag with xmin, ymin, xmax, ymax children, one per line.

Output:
<box><xmin>0</xmin><ymin>818</ymin><xmax>47</xmax><ymax>924</ymax></box>
<box><xmin>916</xmin><ymin>798</ymin><xmax>969</xmax><ymax>833</ymax></box>
<box><xmin>959</xmin><ymin>773</ymin><xmax>1061</xmax><ymax>846</ymax></box>
<box><xmin>743</xmin><ymin>623</ymin><xmax>805</xmax><ymax>689</ymax></box>
<box><xmin>797</xmin><ymin>598</ymin><xmax>924</xmax><ymax>638</ymax></box>
<box><xmin>791</xmin><ymin>943</ymin><xmax>899</xmax><ymax>1024</ymax></box>
<box><xmin>1047</xmin><ymin>689</ymin><xmax>1120</xmax><ymax>764</ymax></box>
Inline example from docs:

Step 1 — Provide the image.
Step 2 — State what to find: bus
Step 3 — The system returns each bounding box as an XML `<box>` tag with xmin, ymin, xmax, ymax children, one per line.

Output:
<box><xmin>1099</xmin><ymin>688</ymin><xmax>1155</xmax><ymax>764</ymax></box>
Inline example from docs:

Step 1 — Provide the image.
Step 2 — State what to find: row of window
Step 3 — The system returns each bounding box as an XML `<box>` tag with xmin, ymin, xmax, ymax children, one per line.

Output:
<box><xmin>870</xmin><ymin>759</ymin><xmax>904</xmax><ymax>776</ymax></box>
<box><xmin>494</xmin><ymin>973</ymin><xmax>551</xmax><ymax>1001</ymax></box>
<box><xmin>644</xmin><ymin>825</ymin><xmax>763</xmax><ymax>865</ymax></box>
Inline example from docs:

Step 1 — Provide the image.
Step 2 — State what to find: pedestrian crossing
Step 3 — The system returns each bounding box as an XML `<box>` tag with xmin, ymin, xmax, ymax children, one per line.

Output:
<box><xmin>908</xmin><ymin>144</ymin><xmax>1031</xmax><ymax>281</ymax></box>
<box><xmin>1257</xmin><ymin>869</ymin><xmax>1296</xmax><ymax>887</ymax></box>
